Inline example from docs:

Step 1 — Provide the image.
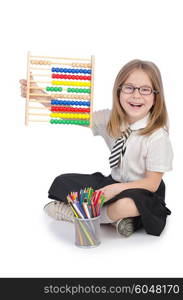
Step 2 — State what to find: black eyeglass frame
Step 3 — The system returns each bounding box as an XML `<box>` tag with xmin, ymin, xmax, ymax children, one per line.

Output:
<box><xmin>118</xmin><ymin>84</ymin><xmax>159</xmax><ymax>95</ymax></box>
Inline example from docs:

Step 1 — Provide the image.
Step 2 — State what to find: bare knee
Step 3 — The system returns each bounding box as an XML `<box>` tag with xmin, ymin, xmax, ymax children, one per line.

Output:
<box><xmin>117</xmin><ymin>197</ymin><xmax>140</xmax><ymax>215</ymax></box>
<box><xmin>107</xmin><ymin>197</ymin><xmax>140</xmax><ymax>221</ymax></box>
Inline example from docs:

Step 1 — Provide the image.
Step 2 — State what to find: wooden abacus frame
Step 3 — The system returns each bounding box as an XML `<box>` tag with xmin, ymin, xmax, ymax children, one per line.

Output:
<box><xmin>25</xmin><ymin>52</ymin><xmax>95</xmax><ymax>128</ymax></box>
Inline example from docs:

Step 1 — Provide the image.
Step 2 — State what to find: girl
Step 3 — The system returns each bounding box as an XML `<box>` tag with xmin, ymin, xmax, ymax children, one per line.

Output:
<box><xmin>20</xmin><ymin>59</ymin><xmax>173</xmax><ymax>237</ymax></box>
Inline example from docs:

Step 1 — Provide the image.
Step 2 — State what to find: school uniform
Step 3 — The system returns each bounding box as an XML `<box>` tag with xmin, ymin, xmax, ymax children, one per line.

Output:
<box><xmin>48</xmin><ymin>110</ymin><xmax>173</xmax><ymax>236</ymax></box>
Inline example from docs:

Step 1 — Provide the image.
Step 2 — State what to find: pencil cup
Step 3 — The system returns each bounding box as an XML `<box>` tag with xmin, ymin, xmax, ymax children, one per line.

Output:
<box><xmin>74</xmin><ymin>216</ymin><xmax>101</xmax><ymax>248</ymax></box>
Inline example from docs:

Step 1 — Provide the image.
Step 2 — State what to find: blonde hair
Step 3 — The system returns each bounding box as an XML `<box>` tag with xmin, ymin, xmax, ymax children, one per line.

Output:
<box><xmin>107</xmin><ymin>59</ymin><xmax>169</xmax><ymax>138</ymax></box>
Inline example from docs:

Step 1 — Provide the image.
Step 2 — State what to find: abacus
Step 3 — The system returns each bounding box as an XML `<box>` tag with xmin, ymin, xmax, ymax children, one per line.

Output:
<box><xmin>25</xmin><ymin>52</ymin><xmax>95</xmax><ymax>127</ymax></box>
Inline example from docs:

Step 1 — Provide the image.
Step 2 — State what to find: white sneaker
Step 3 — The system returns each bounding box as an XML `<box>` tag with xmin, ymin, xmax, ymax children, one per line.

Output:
<box><xmin>44</xmin><ymin>201</ymin><xmax>74</xmax><ymax>223</ymax></box>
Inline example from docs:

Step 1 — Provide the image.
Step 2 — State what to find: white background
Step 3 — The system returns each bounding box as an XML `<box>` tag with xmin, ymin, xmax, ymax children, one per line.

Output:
<box><xmin>0</xmin><ymin>0</ymin><xmax>182</xmax><ymax>277</ymax></box>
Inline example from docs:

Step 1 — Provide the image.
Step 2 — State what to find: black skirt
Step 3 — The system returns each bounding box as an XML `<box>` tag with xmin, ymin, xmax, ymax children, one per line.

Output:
<box><xmin>48</xmin><ymin>172</ymin><xmax>171</xmax><ymax>236</ymax></box>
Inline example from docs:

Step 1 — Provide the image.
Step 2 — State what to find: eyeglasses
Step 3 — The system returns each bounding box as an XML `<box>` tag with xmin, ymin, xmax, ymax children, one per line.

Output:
<box><xmin>118</xmin><ymin>84</ymin><xmax>159</xmax><ymax>96</ymax></box>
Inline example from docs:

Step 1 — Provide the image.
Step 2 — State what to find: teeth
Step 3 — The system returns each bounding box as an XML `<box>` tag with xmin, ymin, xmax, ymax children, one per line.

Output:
<box><xmin>130</xmin><ymin>103</ymin><xmax>142</xmax><ymax>107</ymax></box>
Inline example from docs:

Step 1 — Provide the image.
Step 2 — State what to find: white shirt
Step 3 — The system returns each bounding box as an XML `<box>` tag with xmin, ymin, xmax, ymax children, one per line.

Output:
<box><xmin>91</xmin><ymin>109</ymin><xmax>173</xmax><ymax>182</ymax></box>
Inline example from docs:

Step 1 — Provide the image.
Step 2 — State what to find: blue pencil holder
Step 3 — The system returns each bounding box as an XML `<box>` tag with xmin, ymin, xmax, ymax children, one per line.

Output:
<box><xmin>74</xmin><ymin>216</ymin><xmax>101</xmax><ymax>248</ymax></box>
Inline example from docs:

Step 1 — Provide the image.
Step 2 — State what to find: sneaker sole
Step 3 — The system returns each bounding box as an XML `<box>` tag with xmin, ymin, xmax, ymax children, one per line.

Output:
<box><xmin>116</xmin><ymin>218</ymin><xmax>134</xmax><ymax>237</ymax></box>
<box><xmin>44</xmin><ymin>201</ymin><xmax>74</xmax><ymax>223</ymax></box>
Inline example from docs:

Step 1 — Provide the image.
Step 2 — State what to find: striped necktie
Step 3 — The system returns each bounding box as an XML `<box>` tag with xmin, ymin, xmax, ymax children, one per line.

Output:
<box><xmin>109</xmin><ymin>128</ymin><xmax>132</xmax><ymax>169</ymax></box>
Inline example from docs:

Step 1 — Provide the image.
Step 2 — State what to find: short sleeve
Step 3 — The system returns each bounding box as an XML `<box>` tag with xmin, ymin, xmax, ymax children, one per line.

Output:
<box><xmin>146</xmin><ymin>132</ymin><xmax>173</xmax><ymax>172</ymax></box>
<box><xmin>91</xmin><ymin>109</ymin><xmax>111</xmax><ymax>136</ymax></box>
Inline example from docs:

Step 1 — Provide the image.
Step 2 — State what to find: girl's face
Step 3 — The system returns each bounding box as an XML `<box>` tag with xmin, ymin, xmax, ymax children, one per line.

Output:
<box><xmin>119</xmin><ymin>69</ymin><xmax>155</xmax><ymax>124</ymax></box>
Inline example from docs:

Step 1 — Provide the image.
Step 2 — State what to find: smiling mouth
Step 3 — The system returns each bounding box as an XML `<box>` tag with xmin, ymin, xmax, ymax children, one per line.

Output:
<box><xmin>129</xmin><ymin>102</ymin><xmax>144</xmax><ymax>108</ymax></box>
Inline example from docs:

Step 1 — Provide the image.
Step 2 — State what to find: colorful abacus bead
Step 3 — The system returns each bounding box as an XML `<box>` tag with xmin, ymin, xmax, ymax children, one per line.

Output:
<box><xmin>50</xmin><ymin>119</ymin><xmax>90</xmax><ymax>126</ymax></box>
<box><xmin>46</xmin><ymin>87</ymin><xmax>63</xmax><ymax>92</ymax></box>
<box><xmin>50</xmin><ymin>112</ymin><xmax>90</xmax><ymax>119</ymax></box>
<box><xmin>51</xmin><ymin>80</ymin><xmax>91</xmax><ymax>87</ymax></box>
<box><xmin>51</xmin><ymin>74</ymin><xmax>91</xmax><ymax>80</ymax></box>
<box><xmin>51</xmin><ymin>67</ymin><xmax>91</xmax><ymax>74</ymax></box>
<box><xmin>51</xmin><ymin>100</ymin><xmax>90</xmax><ymax>106</ymax></box>
<box><xmin>67</xmin><ymin>88</ymin><xmax>91</xmax><ymax>94</ymax></box>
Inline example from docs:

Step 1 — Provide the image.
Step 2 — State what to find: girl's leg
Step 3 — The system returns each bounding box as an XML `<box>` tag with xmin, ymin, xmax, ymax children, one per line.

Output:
<box><xmin>107</xmin><ymin>197</ymin><xmax>140</xmax><ymax>222</ymax></box>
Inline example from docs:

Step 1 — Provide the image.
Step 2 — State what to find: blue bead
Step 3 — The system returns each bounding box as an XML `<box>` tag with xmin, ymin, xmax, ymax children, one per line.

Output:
<box><xmin>88</xmin><ymin>70</ymin><xmax>91</xmax><ymax>74</ymax></box>
<box><xmin>51</xmin><ymin>67</ymin><xmax>55</xmax><ymax>72</ymax></box>
<box><xmin>63</xmin><ymin>68</ymin><xmax>66</xmax><ymax>73</ymax></box>
<box><xmin>68</xmin><ymin>69</ymin><xmax>71</xmax><ymax>73</ymax></box>
<box><xmin>59</xmin><ymin>68</ymin><xmax>62</xmax><ymax>73</ymax></box>
<box><xmin>75</xmin><ymin>101</ymin><xmax>78</xmax><ymax>105</ymax></box>
<box><xmin>60</xmin><ymin>68</ymin><xmax>63</xmax><ymax>72</ymax></box>
<box><xmin>55</xmin><ymin>68</ymin><xmax>59</xmax><ymax>72</ymax></box>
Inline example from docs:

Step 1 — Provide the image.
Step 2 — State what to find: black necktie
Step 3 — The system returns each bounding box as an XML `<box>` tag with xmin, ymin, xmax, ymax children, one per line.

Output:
<box><xmin>109</xmin><ymin>128</ymin><xmax>132</xmax><ymax>169</ymax></box>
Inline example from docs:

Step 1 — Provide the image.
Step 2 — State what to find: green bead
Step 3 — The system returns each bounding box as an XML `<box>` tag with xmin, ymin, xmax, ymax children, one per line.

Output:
<box><xmin>88</xmin><ymin>89</ymin><xmax>91</xmax><ymax>94</ymax></box>
<box><xmin>46</xmin><ymin>87</ymin><xmax>49</xmax><ymax>91</ymax></box>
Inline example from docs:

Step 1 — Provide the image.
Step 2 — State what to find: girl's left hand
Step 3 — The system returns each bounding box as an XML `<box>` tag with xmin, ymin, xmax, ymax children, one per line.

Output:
<box><xmin>96</xmin><ymin>183</ymin><xmax>123</xmax><ymax>202</ymax></box>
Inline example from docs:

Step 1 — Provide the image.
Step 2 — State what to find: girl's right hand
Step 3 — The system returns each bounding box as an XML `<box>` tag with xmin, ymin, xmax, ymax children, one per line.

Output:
<box><xmin>19</xmin><ymin>79</ymin><xmax>27</xmax><ymax>98</ymax></box>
